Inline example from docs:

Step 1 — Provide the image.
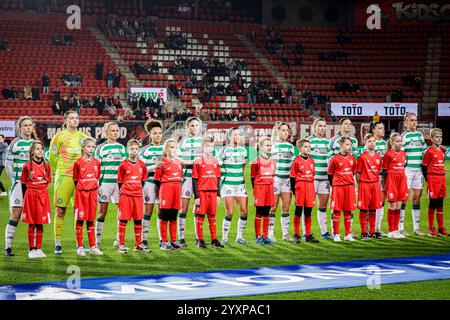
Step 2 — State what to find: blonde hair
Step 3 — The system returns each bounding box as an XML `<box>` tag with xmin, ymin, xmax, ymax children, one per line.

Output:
<box><xmin>430</xmin><ymin>128</ymin><xmax>442</xmax><ymax>137</ymax></box>
<box><xmin>296</xmin><ymin>139</ymin><xmax>310</xmax><ymax>149</ymax></box>
<box><xmin>127</xmin><ymin>139</ymin><xmax>141</xmax><ymax>149</ymax></box>
<box><xmin>16</xmin><ymin>116</ymin><xmax>37</xmax><ymax>140</ymax></box>
<box><xmin>271</xmin><ymin>121</ymin><xmax>290</xmax><ymax>142</ymax></box>
<box><xmin>104</xmin><ymin>121</ymin><xmax>119</xmax><ymax>133</ymax></box>
<box><xmin>162</xmin><ymin>138</ymin><xmax>177</xmax><ymax>157</ymax></box>
<box><xmin>62</xmin><ymin>110</ymin><xmax>79</xmax><ymax>130</ymax></box>
<box><xmin>80</xmin><ymin>137</ymin><xmax>96</xmax><ymax>155</ymax></box>
<box><xmin>28</xmin><ymin>140</ymin><xmax>47</xmax><ymax>182</ymax></box>
<box><xmin>364</xmin><ymin>133</ymin><xmax>375</xmax><ymax>142</ymax></box>
<box><xmin>388</xmin><ymin>132</ymin><xmax>402</xmax><ymax>150</ymax></box>
<box><xmin>256</xmin><ymin>137</ymin><xmax>271</xmax><ymax>153</ymax></box>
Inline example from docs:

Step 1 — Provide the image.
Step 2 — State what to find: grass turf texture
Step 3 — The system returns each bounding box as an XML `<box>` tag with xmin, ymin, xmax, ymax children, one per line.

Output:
<box><xmin>0</xmin><ymin>163</ymin><xmax>449</xmax><ymax>300</ymax></box>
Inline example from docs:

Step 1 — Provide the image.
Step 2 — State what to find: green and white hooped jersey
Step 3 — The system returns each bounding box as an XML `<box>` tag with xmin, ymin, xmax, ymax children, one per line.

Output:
<box><xmin>5</xmin><ymin>137</ymin><xmax>34</xmax><ymax>183</ymax></box>
<box><xmin>94</xmin><ymin>141</ymin><xmax>126</xmax><ymax>184</ymax></box>
<box><xmin>217</xmin><ymin>145</ymin><xmax>247</xmax><ymax>186</ymax></box>
<box><xmin>329</xmin><ymin>134</ymin><xmax>359</xmax><ymax>158</ymax></box>
<box><xmin>374</xmin><ymin>139</ymin><xmax>388</xmax><ymax>157</ymax></box>
<box><xmin>401</xmin><ymin>130</ymin><xmax>427</xmax><ymax>170</ymax></box>
<box><xmin>306</xmin><ymin>135</ymin><xmax>331</xmax><ymax>181</ymax></box>
<box><xmin>177</xmin><ymin>136</ymin><xmax>203</xmax><ymax>178</ymax></box>
<box><xmin>271</xmin><ymin>141</ymin><xmax>295</xmax><ymax>179</ymax></box>
<box><xmin>139</xmin><ymin>144</ymin><xmax>164</xmax><ymax>184</ymax></box>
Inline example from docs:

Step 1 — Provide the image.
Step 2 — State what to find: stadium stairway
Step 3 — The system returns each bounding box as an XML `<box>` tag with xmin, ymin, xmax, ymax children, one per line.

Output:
<box><xmin>236</xmin><ymin>33</ymin><xmax>291</xmax><ymax>91</ymax></box>
<box><xmin>422</xmin><ymin>36</ymin><xmax>442</xmax><ymax>116</ymax></box>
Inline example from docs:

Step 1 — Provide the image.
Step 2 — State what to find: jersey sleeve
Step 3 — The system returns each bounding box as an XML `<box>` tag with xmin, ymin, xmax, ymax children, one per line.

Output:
<box><xmin>250</xmin><ymin>160</ymin><xmax>258</xmax><ymax>179</ymax></box>
<box><xmin>355</xmin><ymin>154</ymin><xmax>364</xmax><ymax>173</ymax></box>
<box><xmin>351</xmin><ymin>156</ymin><xmax>357</xmax><ymax>174</ymax></box>
<box><xmin>243</xmin><ymin>147</ymin><xmax>248</xmax><ymax>164</ymax></box>
<box><xmin>4</xmin><ymin>140</ymin><xmax>15</xmax><ymax>180</ymax></box>
<box><xmin>422</xmin><ymin>149</ymin><xmax>431</xmax><ymax>167</ymax></box>
<box><xmin>382</xmin><ymin>152</ymin><xmax>390</xmax><ymax>170</ymax></box>
<box><xmin>192</xmin><ymin>161</ymin><xmax>199</xmax><ymax>179</ymax></box>
<box><xmin>21</xmin><ymin>163</ymin><xmax>29</xmax><ymax>184</ymax></box>
<box><xmin>141</xmin><ymin>161</ymin><xmax>148</xmax><ymax>182</ymax></box>
<box><xmin>328</xmin><ymin>156</ymin><xmax>335</xmax><ymax>175</ymax></box>
<box><xmin>46</xmin><ymin>162</ymin><xmax>52</xmax><ymax>183</ymax></box>
<box><xmin>289</xmin><ymin>158</ymin><xmax>297</xmax><ymax>178</ymax></box>
<box><xmin>49</xmin><ymin>132</ymin><xmax>61</xmax><ymax>173</ymax></box>
<box><xmin>215</xmin><ymin>161</ymin><xmax>221</xmax><ymax>177</ymax></box>
<box><xmin>154</xmin><ymin>166</ymin><xmax>162</xmax><ymax>181</ymax></box>
<box><xmin>94</xmin><ymin>143</ymin><xmax>103</xmax><ymax>160</ymax></box>
<box><xmin>117</xmin><ymin>162</ymin><xmax>124</xmax><ymax>184</ymax></box>
<box><xmin>216</xmin><ymin>147</ymin><xmax>225</xmax><ymax>166</ymax></box>
<box><xmin>73</xmin><ymin>160</ymin><xmax>79</xmax><ymax>181</ymax></box>
<box><xmin>421</xmin><ymin>134</ymin><xmax>427</xmax><ymax>151</ymax></box>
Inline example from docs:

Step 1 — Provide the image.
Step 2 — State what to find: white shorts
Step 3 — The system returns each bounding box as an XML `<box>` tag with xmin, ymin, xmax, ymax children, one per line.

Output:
<box><xmin>314</xmin><ymin>180</ymin><xmax>330</xmax><ymax>195</ymax></box>
<box><xmin>274</xmin><ymin>176</ymin><xmax>291</xmax><ymax>195</ymax></box>
<box><xmin>143</xmin><ymin>182</ymin><xmax>159</xmax><ymax>204</ymax></box>
<box><xmin>405</xmin><ymin>168</ymin><xmax>424</xmax><ymax>190</ymax></box>
<box><xmin>379</xmin><ymin>175</ymin><xmax>385</xmax><ymax>192</ymax></box>
<box><xmin>9</xmin><ymin>182</ymin><xmax>23</xmax><ymax>208</ymax></box>
<box><xmin>221</xmin><ymin>184</ymin><xmax>248</xmax><ymax>198</ymax></box>
<box><xmin>98</xmin><ymin>183</ymin><xmax>119</xmax><ymax>204</ymax></box>
<box><xmin>182</xmin><ymin>177</ymin><xmax>194</xmax><ymax>199</ymax></box>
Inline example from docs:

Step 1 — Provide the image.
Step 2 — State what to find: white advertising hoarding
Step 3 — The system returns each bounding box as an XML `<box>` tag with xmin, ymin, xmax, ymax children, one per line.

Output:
<box><xmin>0</xmin><ymin>121</ymin><xmax>16</xmax><ymax>138</ymax></box>
<box><xmin>330</xmin><ymin>103</ymin><xmax>418</xmax><ymax>117</ymax></box>
<box><xmin>438</xmin><ymin>103</ymin><xmax>450</xmax><ymax>117</ymax></box>
<box><xmin>130</xmin><ymin>87</ymin><xmax>168</xmax><ymax>101</ymax></box>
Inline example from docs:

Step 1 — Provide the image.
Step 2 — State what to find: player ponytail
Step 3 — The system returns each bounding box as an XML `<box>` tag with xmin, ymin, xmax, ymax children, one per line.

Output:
<box><xmin>80</xmin><ymin>137</ymin><xmax>96</xmax><ymax>155</ymax></box>
<box><xmin>62</xmin><ymin>110</ymin><xmax>78</xmax><ymax>130</ymax></box>
<box><xmin>162</xmin><ymin>138</ymin><xmax>177</xmax><ymax>158</ymax></box>
<box><xmin>387</xmin><ymin>132</ymin><xmax>401</xmax><ymax>151</ymax></box>
<box><xmin>28</xmin><ymin>140</ymin><xmax>46</xmax><ymax>182</ymax></box>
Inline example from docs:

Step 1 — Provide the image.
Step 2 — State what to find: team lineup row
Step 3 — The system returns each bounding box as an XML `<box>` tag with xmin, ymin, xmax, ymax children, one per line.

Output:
<box><xmin>3</xmin><ymin>111</ymin><xmax>448</xmax><ymax>258</ymax></box>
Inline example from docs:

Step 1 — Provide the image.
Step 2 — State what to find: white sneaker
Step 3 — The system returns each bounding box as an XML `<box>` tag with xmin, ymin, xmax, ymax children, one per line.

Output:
<box><xmin>77</xmin><ymin>246</ymin><xmax>86</xmax><ymax>257</ymax></box>
<box><xmin>0</xmin><ymin>192</ymin><xmax>7</xmax><ymax>197</ymax></box>
<box><xmin>333</xmin><ymin>235</ymin><xmax>342</xmax><ymax>242</ymax></box>
<box><xmin>414</xmin><ymin>229</ymin><xmax>425</xmax><ymax>236</ymax></box>
<box><xmin>268</xmin><ymin>235</ymin><xmax>277</xmax><ymax>243</ymax></box>
<box><xmin>113</xmin><ymin>240</ymin><xmax>119</xmax><ymax>248</ymax></box>
<box><xmin>344</xmin><ymin>234</ymin><xmax>356</xmax><ymax>241</ymax></box>
<box><xmin>117</xmin><ymin>244</ymin><xmax>128</xmax><ymax>254</ymax></box>
<box><xmin>89</xmin><ymin>247</ymin><xmax>104</xmax><ymax>256</ymax></box>
<box><xmin>282</xmin><ymin>234</ymin><xmax>294</xmax><ymax>242</ymax></box>
<box><xmin>36</xmin><ymin>249</ymin><xmax>47</xmax><ymax>258</ymax></box>
<box><xmin>399</xmin><ymin>229</ymin><xmax>409</xmax><ymax>237</ymax></box>
<box><xmin>388</xmin><ymin>231</ymin><xmax>403</xmax><ymax>239</ymax></box>
<box><xmin>28</xmin><ymin>249</ymin><xmax>38</xmax><ymax>259</ymax></box>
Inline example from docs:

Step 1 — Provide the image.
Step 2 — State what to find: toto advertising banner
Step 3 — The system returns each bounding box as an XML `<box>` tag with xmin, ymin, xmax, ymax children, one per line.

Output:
<box><xmin>130</xmin><ymin>87</ymin><xmax>168</xmax><ymax>101</ymax></box>
<box><xmin>330</xmin><ymin>103</ymin><xmax>418</xmax><ymax>117</ymax></box>
<box><xmin>438</xmin><ymin>103</ymin><xmax>450</xmax><ymax>117</ymax></box>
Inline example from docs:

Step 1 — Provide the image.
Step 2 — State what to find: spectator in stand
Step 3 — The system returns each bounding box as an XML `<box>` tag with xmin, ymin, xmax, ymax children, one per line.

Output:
<box><xmin>31</xmin><ymin>85</ymin><xmax>40</xmax><ymax>101</ymax></box>
<box><xmin>42</xmin><ymin>73</ymin><xmax>50</xmax><ymax>94</ymax></box>
<box><xmin>108</xmin><ymin>104</ymin><xmax>117</xmax><ymax>120</ymax></box>
<box><xmin>75</xmin><ymin>73</ymin><xmax>83</xmax><ymax>87</ymax></box>
<box><xmin>64</xmin><ymin>34</ymin><xmax>74</xmax><ymax>45</ymax></box>
<box><xmin>248</xmin><ymin>108</ymin><xmax>257</xmax><ymax>121</ymax></box>
<box><xmin>0</xmin><ymin>40</ymin><xmax>10</xmax><ymax>51</ymax></box>
<box><xmin>23</xmin><ymin>85</ymin><xmax>32</xmax><ymax>100</ymax></box>
<box><xmin>95</xmin><ymin>60</ymin><xmax>104</xmax><ymax>80</ymax></box>
<box><xmin>106</xmin><ymin>70</ymin><xmax>114</xmax><ymax>88</ymax></box>
<box><xmin>287</xmin><ymin>86</ymin><xmax>293</xmax><ymax>104</ymax></box>
<box><xmin>210</xmin><ymin>109</ymin><xmax>218</xmax><ymax>121</ymax></box>
<box><xmin>1</xmin><ymin>86</ymin><xmax>11</xmax><ymax>99</ymax></box>
<box><xmin>113</xmin><ymin>69</ymin><xmax>121</xmax><ymax>87</ymax></box>
<box><xmin>218</xmin><ymin>110</ymin><xmax>226</xmax><ymax>121</ymax></box>
<box><xmin>52</xmin><ymin>101</ymin><xmax>62</xmax><ymax>115</ymax></box>
<box><xmin>52</xmin><ymin>33</ymin><xmax>64</xmax><ymax>46</ymax></box>
<box><xmin>237</xmin><ymin>111</ymin><xmax>245</xmax><ymax>122</ymax></box>
<box><xmin>53</xmin><ymin>87</ymin><xmax>61</xmax><ymax>102</ymax></box>
<box><xmin>200</xmin><ymin>108</ymin><xmax>210</xmax><ymax>121</ymax></box>
<box><xmin>225</xmin><ymin>109</ymin><xmax>234</xmax><ymax>121</ymax></box>
<box><xmin>0</xmin><ymin>134</ymin><xmax>7</xmax><ymax>197</ymax></box>
<box><xmin>61</xmin><ymin>96</ymin><xmax>70</xmax><ymax>113</ymax></box>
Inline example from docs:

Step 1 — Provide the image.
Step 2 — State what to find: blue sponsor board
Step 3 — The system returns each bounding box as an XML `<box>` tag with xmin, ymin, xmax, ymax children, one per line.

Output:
<box><xmin>1</xmin><ymin>254</ymin><xmax>450</xmax><ymax>300</ymax></box>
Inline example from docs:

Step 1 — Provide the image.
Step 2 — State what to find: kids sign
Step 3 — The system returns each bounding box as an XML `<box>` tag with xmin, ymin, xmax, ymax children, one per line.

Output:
<box><xmin>130</xmin><ymin>87</ymin><xmax>168</xmax><ymax>102</ymax></box>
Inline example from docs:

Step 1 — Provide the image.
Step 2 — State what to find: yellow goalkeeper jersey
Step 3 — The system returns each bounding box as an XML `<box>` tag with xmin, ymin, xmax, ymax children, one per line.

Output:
<box><xmin>49</xmin><ymin>129</ymin><xmax>88</xmax><ymax>176</ymax></box>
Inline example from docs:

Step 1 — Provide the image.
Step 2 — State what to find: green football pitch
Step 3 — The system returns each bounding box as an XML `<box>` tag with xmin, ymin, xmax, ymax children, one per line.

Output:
<box><xmin>0</xmin><ymin>163</ymin><xmax>449</xmax><ymax>300</ymax></box>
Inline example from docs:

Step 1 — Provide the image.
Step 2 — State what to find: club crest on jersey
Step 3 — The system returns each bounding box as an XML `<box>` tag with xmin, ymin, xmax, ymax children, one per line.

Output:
<box><xmin>57</xmin><ymin>198</ymin><xmax>63</xmax><ymax>204</ymax></box>
<box><xmin>185</xmin><ymin>191</ymin><xmax>190</xmax><ymax>196</ymax></box>
<box><xmin>350</xmin><ymin>160</ymin><xmax>354</xmax><ymax>166</ymax></box>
